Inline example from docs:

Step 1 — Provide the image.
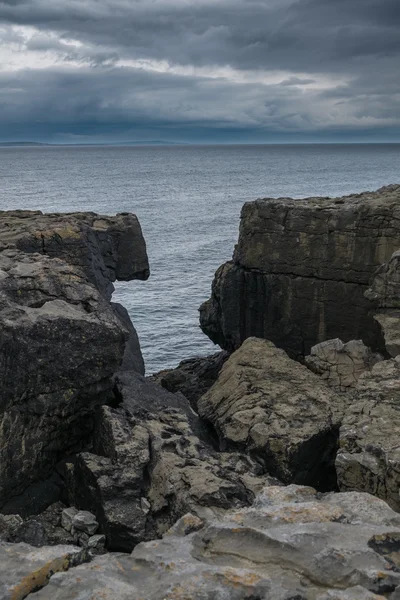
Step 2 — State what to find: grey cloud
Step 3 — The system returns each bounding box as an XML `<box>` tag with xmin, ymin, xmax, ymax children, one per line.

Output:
<box><xmin>0</xmin><ymin>0</ymin><xmax>398</xmax><ymax>75</ymax></box>
<box><xmin>0</xmin><ymin>0</ymin><xmax>399</xmax><ymax>141</ymax></box>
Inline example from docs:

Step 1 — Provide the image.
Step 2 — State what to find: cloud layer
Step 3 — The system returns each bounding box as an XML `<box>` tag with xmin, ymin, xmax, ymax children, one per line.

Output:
<box><xmin>0</xmin><ymin>0</ymin><xmax>399</xmax><ymax>142</ymax></box>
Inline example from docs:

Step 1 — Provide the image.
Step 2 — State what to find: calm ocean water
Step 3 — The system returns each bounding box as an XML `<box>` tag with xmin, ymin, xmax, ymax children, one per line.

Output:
<box><xmin>0</xmin><ymin>144</ymin><xmax>399</xmax><ymax>373</ymax></box>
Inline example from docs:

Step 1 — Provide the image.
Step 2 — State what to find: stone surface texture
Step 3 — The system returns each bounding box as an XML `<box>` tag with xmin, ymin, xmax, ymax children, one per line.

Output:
<box><xmin>32</xmin><ymin>485</ymin><xmax>400</xmax><ymax>600</ymax></box>
<box><xmin>305</xmin><ymin>338</ymin><xmax>382</xmax><ymax>388</ymax></box>
<box><xmin>337</xmin><ymin>357</ymin><xmax>400</xmax><ymax>511</ymax></box>
<box><xmin>149</xmin><ymin>350</ymin><xmax>230</xmax><ymax>410</ymax></box>
<box><xmin>200</xmin><ymin>185</ymin><xmax>400</xmax><ymax>359</ymax></box>
<box><xmin>0</xmin><ymin>211</ymin><xmax>149</xmax><ymax>509</ymax></box>
<box><xmin>63</xmin><ymin>371</ymin><xmax>273</xmax><ymax>551</ymax></box>
<box><xmin>0</xmin><ymin>541</ymin><xmax>87</xmax><ymax>600</ymax></box>
<box><xmin>366</xmin><ymin>249</ymin><xmax>400</xmax><ymax>357</ymax></box>
<box><xmin>198</xmin><ymin>337</ymin><xmax>344</xmax><ymax>490</ymax></box>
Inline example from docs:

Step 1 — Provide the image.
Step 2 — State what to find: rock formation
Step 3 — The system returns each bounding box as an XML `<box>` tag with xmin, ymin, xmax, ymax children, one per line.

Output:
<box><xmin>28</xmin><ymin>484</ymin><xmax>400</xmax><ymax>599</ymax></box>
<box><xmin>200</xmin><ymin>185</ymin><xmax>400</xmax><ymax>359</ymax></box>
<box><xmin>0</xmin><ymin>211</ymin><xmax>149</xmax><ymax>511</ymax></box>
<box><xmin>305</xmin><ymin>338</ymin><xmax>381</xmax><ymax>389</ymax></box>
<box><xmin>198</xmin><ymin>337</ymin><xmax>344</xmax><ymax>490</ymax></box>
<box><xmin>336</xmin><ymin>358</ymin><xmax>400</xmax><ymax>511</ymax></box>
<box><xmin>62</xmin><ymin>371</ymin><xmax>273</xmax><ymax>551</ymax></box>
<box><xmin>149</xmin><ymin>350</ymin><xmax>229</xmax><ymax>410</ymax></box>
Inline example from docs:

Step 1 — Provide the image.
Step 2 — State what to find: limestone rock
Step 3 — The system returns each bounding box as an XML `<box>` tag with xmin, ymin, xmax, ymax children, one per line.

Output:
<box><xmin>0</xmin><ymin>210</ymin><xmax>149</xmax><ymax>510</ymax></box>
<box><xmin>305</xmin><ymin>338</ymin><xmax>381</xmax><ymax>388</ymax></box>
<box><xmin>198</xmin><ymin>337</ymin><xmax>344</xmax><ymax>490</ymax></box>
<box><xmin>0</xmin><ymin>541</ymin><xmax>87</xmax><ymax>600</ymax></box>
<box><xmin>337</xmin><ymin>358</ymin><xmax>400</xmax><ymax>511</ymax></box>
<box><xmin>63</xmin><ymin>373</ymin><xmax>273</xmax><ymax>551</ymax></box>
<box><xmin>32</xmin><ymin>485</ymin><xmax>400</xmax><ymax>600</ymax></box>
<box><xmin>200</xmin><ymin>185</ymin><xmax>400</xmax><ymax>359</ymax></box>
<box><xmin>366</xmin><ymin>250</ymin><xmax>400</xmax><ymax>357</ymax></box>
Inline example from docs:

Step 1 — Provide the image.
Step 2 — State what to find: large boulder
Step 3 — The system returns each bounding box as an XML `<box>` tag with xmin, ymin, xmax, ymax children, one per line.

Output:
<box><xmin>200</xmin><ymin>185</ymin><xmax>400</xmax><ymax>359</ymax></box>
<box><xmin>33</xmin><ymin>485</ymin><xmax>400</xmax><ymax>599</ymax></box>
<box><xmin>0</xmin><ymin>211</ymin><xmax>149</xmax><ymax>510</ymax></box>
<box><xmin>198</xmin><ymin>337</ymin><xmax>344</xmax><ymax>490</ymax></box>
<box><xmin>63</xmin><ymin>372</ymin><xmax>273</xmax><ymax>551</ymax></box>
<box><xmin>336</xmin><ymin>358</ymin><xmax>400</xmax><ymax>511</ymax></box>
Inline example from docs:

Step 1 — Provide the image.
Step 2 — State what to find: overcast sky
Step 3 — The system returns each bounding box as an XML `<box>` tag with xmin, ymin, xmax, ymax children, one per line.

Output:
<box><xmin>0</xmin><ymin>0</ymin><xmax>399</xmax><ymax>143</ymax></box>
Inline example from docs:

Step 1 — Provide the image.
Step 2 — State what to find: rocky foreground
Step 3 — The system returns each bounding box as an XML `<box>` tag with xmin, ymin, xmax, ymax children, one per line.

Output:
<box><xmin>2</xmin><ymin>186</ymin><xmax>400</xmax><ymax>599</ymax></box>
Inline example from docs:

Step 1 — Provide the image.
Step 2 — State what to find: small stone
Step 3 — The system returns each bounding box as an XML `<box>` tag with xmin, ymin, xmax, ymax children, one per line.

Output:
<box><xmin>0</xmin><ymin>514</ymin><xmax>23</xmax><ymax>540</ymax></box>
<box><xmin>72</xmin><ymin>511</ymin><xmax>98</xmax><ymax>535</ymax></box>
<box><xmin>61</xmin><ymin>507</ymin><xmax>78</xmax><ymax>533</ymax></box>
<box><xmin>88</xmin><ymin>534</ymin><xmax>106</xmax><ymax>556</ymax></box>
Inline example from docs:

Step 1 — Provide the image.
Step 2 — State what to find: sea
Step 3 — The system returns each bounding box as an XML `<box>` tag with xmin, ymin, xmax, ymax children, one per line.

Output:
<box><xmin>0</xmin><ymin>143</ymin><xmax>399</xmax><ymax>373</ymax></box>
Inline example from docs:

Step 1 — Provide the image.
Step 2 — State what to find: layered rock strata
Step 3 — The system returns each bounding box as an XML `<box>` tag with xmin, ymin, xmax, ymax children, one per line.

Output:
<box><xmin>200</xmin><ymin>185</ymin><xmax>400</xmax><ymax>358</ymax></box>
<box><xmin>31</xmin><ymin>485</ymin><xmax>400</xmax><ymax>600</ymax></box>
<box><xmin>0</xmin><ymin>211</ymin><xmax>149</xmax><ymax>509</ymax></box>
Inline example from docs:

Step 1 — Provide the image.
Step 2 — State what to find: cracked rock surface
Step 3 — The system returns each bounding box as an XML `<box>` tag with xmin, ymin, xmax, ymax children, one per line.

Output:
<box><xmin>198</xmin><ymin>337</ymin><xmax>344</xmax><ymax>490</ymax></box>
<box><xmin>305</xmin><ymin>338</ymin><xmax>382</xmax><ymax>389</ymax></box>
<box><xmin>0</xmin><ymin>211</ymin><xmax>149</xmax><ymax>510</ymax></box>
<box><xmin>63</xmin><ymin>371</ymin><xmax>273</xmax><ymax>552</ymax></box>
<box><xmin>337</xmin><ymin>357</ymin><xmax>400</xmax><ymax>511</ymax></box>
<box><xmin>200</xmin><ymin>185</ymin><xmax>400</xmax><ymax>358</ymax></box>
<box><xmin>31</xmin><ymin>485</ymin><xmax>400</xmax><ymax>600</ymax></box>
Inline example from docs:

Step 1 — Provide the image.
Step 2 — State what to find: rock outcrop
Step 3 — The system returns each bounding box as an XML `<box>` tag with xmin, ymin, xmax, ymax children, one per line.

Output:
<box><xmin>63</xmin><ymin>371</ymin><xmax>273</xmax><ymax>551</ymax></box>
<box><xmin>0</xmin><ymin>211</ymin><xmax>149</xmax><ymax>510</ymax></box>
<box><xmin>198</xmin><ymin>337</ymin><xmax>344</xmax><ymax>490</ymax></box>
<box><xmin>31</xmin><ymin>485</ymin><xmax>400</xmax><ymax>600</ymax></box>
<box><xmin>305</xmin><ymin>338</ymin><xmax>381</xmax><ymax>389</ymax></box>
<box><xmin>337</xmin><ymin>357</ymin><xmax>400</xmax><ymax>511</ymax></box>
<box><xmin>366</xmin><ymin>249</ymin><xmax>400</xmax><ymax>358</ymax></box>
<box><xmin>200</xmin><ymin>185</ymin><xmax>400</xmax><ymax>359</ymax></box>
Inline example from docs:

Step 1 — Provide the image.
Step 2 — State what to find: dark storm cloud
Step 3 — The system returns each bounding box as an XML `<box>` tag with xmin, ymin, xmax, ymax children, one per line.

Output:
<box><xmin>0</xmin><ymin>0</ymin><xmax>399</xmax><ymax>141</ymax></box>
<box><xmin>0</xmin><ymin>0</ymin><xmax>399</xmax><ymax>73</ymax></box>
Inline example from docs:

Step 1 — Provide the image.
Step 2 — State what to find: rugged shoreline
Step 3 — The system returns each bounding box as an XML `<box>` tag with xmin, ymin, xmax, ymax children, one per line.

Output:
<box><xmin>2</xmin><ymin>186</ymin><xmax>400</xmax><ymax>599</ymax></box>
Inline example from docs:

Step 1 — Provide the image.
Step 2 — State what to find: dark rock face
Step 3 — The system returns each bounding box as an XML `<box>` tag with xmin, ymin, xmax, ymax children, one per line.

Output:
<box><xmin>0</xmin><ymin>211</ymin><xmax>149</xmax><ymax>510</ymax></box>
<box><xmin>200</xmin><ymin>185</ymin><xmax>400</xmax><ymax>359</ymax></box>
<box><xmin>63</xmin><ymin>372</ymin><xmax>274</xmax><ymax>552</ymax></box>
<box><xmin>149</xmin><ymin>350</ymin><xmax>229</xmax><ymax>409</ymax></box>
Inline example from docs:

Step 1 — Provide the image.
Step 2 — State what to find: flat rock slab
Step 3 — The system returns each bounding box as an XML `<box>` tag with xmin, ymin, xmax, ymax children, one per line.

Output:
<box><xmin>33</xmin><ymin>485</ymin><xmax>400</xmax><ymax>599</ymax></box>
<box><xmin>0</xmin><ymin>542</ymin><xmax>87</xmax><ymax>600</ymax></box>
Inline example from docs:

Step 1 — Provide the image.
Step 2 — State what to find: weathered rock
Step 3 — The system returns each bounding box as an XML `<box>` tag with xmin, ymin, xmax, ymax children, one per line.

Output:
<box><xmin>32</xmin><ymin>485</ymin><xmax>400</xmax><ymax>600</ymax></box>
<box><xmin>198</xmin><ymin>337</ymin><xmax>344</xmax><ymax>490</ymax></box>
<box><xmin>0</xmin><ymin>210</ymin><xmax>149</xmax><ymax>510</ymax></box>
<box><xmin>366</xmin><ymin>250</ymin><xmax>400</xmax><ymax>357</ymax></box>
<box><xmin>0</xmin><ymin>541</ymin><xmax>87</xmax><ymax>599</ymax></box>
<box><xmin>200</xmin><ymin>185</ymin><xmax>400</xmax><ymax>359</ymax></box>
<box><xmin>61</xmin><ymin>508</ymin><xmax>78</xmax><ymax>533</ymax></box>
<box><xmin>0</xmin><ymin>210</ymin><xmax>149</xmax><ymax>297</ymax></box>
<box><xmin>71</xmin><ymin>511</ymin><xmax>98</xmax><ymax>536</ymax></box>
<box><xmin>305</xmin><ymin>338</ymin><xmax>382</xmax><ymax>388</ymax></box>
<box><xmin>150</xmin><ymin>350</ymin><xmax>230</xmax><ymax>410</ymax></box>
<box><xmin>337</xmin><ymin>357</ymin><xmax>400</xmax><ymax>511</ymax></box>
<box><xmin>63</xmin><ymin>372</ymin><xmax>273</xmax><ymax>551</ymax></box>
